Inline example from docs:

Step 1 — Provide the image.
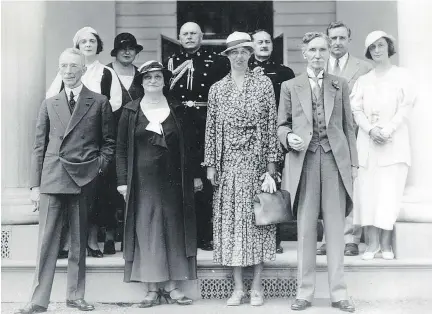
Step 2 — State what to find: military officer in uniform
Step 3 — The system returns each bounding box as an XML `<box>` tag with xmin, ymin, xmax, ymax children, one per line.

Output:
<box><xmin>164</xmin><ymin>22</ymin><xmax>229</xmax><ymax>251</ymax></box>
<box><xmin>249</xmin><ymin>29</ymin><xmax>295</xmax><ymax>254</ymax></box>
<box><xmin>249</xmin><ymin>29</ymin><xmax>295</xmax><ymax>108</ymax></box>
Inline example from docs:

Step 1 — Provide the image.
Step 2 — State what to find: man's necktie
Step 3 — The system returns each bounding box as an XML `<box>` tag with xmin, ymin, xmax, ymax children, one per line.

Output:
<box><xmin>333</xmin><ymin>58</ymin><xmax>341</xmax><ymax>76</ymax></box>
<box><xmin>309</xmin><ymin>76</ymin><xmax>322</xmax><ymax>100</ymax></box>
<box><xmin>69</xmin><ymin>91</ymin><xmax>76</xmax><ymax>113</ymax></box>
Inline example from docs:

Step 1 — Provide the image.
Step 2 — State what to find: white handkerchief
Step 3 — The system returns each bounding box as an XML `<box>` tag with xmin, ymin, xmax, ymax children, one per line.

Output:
<box><xmin>142</xmin><ymin>107</ymin><xmax>170</xmax><ymax>135</ymax></box>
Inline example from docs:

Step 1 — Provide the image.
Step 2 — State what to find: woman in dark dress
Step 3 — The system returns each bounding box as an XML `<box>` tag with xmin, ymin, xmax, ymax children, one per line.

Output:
<box><xmin>116</xmin><ymin>61</ymin><xmax>196</xmax><ymax>308</ymax></box>
<box><xmin>101</xmin><ymin>33</ymin><xmax>145</xmax><ymax>254</ymax></box>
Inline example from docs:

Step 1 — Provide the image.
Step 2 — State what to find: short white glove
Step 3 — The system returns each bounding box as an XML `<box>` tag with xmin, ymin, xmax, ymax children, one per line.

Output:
<box><xmin>260</xmin><ymin>172</ymin><xmax>277</xmax><ymax>194</ymax></box>
<box><xmin>117</xmin><ymin>185</ymin><xmax>127</xmax><ymax>201</ymax></box>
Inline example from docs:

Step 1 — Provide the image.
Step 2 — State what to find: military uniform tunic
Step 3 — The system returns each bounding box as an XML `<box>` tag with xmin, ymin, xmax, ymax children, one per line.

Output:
<box><xmin>164</xmin><ymin>47</ymin><xmax>230</xmax><ymax>246</ymax></box>
<box><xmin>249</xmin><ymin>55</ymin><xmax>295</xmax><ymax>107</ymax></box>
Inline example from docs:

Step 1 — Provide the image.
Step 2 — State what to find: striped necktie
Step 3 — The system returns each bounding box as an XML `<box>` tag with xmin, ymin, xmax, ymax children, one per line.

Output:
<box><xmin>69</xmin><ymin>91</ymin><xmax>76</xmax><ymax>113</ymax></box>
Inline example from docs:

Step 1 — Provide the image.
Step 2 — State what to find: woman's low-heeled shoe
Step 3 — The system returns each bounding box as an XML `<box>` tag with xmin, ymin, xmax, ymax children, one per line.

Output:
<box><xmin>382</xmin><ymin>247</ymin><xmax>395</xmax><ymax>260</ymax></box>
<box><xmin>226</xmin><ymin>290</ymin><xmax>246</xmax><ymax>306</ymax></box>
<box><xmin>362</xmin><ymin>246</ymin><xmax>381</xmax><ymax>260</ymax></box>
<box><xmin>138</xmin><ymin>291</ymin><xmax>161</xmax><ymax>308</ymax></box>
<box><xmin>160</xmin><ymin>288</ymin><xmax>193</xmax><ymax>305</ymax></box>
<box><xmin>87</xmin><ymin>246</ymin><xmax>103</xmax><ymax>258</ymax></box>
<box><xmin>250</xmin><ymin>290</ymin><xmax>264</xmax><ymax>306</ymax></box>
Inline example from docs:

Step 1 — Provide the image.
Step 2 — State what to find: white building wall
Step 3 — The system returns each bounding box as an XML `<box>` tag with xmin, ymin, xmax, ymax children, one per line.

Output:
<box><xmin>116</xmin><ymin>1</ymin><xmax>177</xmax><ymax>64</ymax></box>
<box><xmin>273</xmin><ymin>1</ymin><xmax>336</xmax><ymax>75</ymax></box>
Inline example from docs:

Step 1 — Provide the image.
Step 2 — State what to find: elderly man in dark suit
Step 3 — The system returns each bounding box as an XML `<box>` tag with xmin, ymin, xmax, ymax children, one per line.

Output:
<box><xmin>317</xmin><ymin>21</ymin><xmax>373</xmax><ymax>257</ymax></box>
<box><xmin>16</xmin><ymin>48</ymin><xmax>115</xmax><ymax>314</ymax></box>
<box><xmin>278</xmin><ymin>32</ymin><xmax>358</xmax><ymax>312</ymax></box>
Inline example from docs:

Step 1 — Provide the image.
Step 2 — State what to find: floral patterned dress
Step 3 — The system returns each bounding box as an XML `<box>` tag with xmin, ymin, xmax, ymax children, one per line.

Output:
<box><xmin>204</xmin><ymin>69</ymin><xmax>280</xmax><ymax>267</ymax></box>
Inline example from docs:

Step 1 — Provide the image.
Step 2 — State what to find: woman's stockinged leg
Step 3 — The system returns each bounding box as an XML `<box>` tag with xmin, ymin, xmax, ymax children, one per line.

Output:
<box><xmin>233</xmin><ymin>266</ymin><xmax>244</xmax><ymax>291</ymax></box>
<box><xmin>365</xmin><ymin>226</ymin><xmax>380</xmax><ymax>252</ymax></box>
<box><xmin>164</xmin><ymin>280</ymin><xmax>184</xmax><ymax>299</ymax></box>
<box><xmin>251</xmin><ymin>263</ymin><xmax>263</xmax><ymax>292</ymax></box>
<box><xmin>144</xmin><ymin>282</ymin><xmax>159</xmax><ymax>300</ymax></box>
<box><xmin>380</xmin><ymin>229</ymin><xmax>393</xmax><ymax>251</ymax></box>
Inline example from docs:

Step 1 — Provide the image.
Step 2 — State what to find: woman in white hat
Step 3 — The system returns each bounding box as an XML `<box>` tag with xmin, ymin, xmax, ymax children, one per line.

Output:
<box><xmin>203</xmin><ymin>32</ymin><xmax>280</xmax><ymax>306</ymax></box>
<box><xmin>350</xmin><ymin>31</ymin><xmax>416</xmax><ymax>260</ymax></box>
<box><xmin>46</xmin><ymin>27</ymin><xmax>123</xmax><ymax>258</ymax></box>
<box><xmin>116</xmin><ymin>61</ymin><xmax>196</xmax><ymax>307</ymax></box>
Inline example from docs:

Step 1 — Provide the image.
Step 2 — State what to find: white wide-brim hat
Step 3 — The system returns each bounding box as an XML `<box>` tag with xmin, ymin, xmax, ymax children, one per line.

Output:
<box><xmin>221</xmin><ymin>31</ymin><xmax>254</xmax><ymax>56</ymax></box>
<box><xmin>364</xmin><ymin>30</ymin><xmax>396</xmax><ymax>58</ymax></box>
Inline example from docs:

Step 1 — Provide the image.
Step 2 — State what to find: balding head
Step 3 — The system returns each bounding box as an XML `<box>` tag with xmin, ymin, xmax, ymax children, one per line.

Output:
<box><xmin>179</xmin><ymin>22</ymin><xmax>203</xmax><ymax>53</ymax></box>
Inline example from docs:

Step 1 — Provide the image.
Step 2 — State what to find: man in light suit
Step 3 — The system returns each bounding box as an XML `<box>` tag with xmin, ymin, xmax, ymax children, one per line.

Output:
<box><xmin>16</xmin><ymin>48</ymin><xmax>115</xmax><ymax>314</ymax></box>
<box><xmin>278</xmin><ymin>32</ymin><xmax>358</xmax><ymax>312</ymax></box>
<box><xmin>317</xmin><ymin>21</ymin><xmax>373</xmax><ymax>257</ymax></box>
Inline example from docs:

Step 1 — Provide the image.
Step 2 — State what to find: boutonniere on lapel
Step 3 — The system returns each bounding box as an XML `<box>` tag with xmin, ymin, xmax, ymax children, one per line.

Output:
<box><xmin>331</xmin><ymin>80</ymin><xmax>340</xmax><ymax>90</ymax></box>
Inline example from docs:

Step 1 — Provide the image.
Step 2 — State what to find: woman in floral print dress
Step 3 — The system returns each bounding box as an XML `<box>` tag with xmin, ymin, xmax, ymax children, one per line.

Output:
<box><xmin>203</xmin><ymin>32</ymin><xmax>280</xmax><ymax>307</ymax></box>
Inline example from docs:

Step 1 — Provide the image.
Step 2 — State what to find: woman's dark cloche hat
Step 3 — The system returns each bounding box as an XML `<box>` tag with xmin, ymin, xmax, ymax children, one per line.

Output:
<box><xmin>111</xmin><ymin>33</ymin><xmax>143</xmax><ymax>57</ymax></box>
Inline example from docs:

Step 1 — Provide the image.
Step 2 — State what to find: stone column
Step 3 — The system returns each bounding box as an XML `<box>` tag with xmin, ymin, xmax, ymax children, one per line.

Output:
<box><xmin>397</xmin><ymin>0</ymin><xmax>432</xmax><ymax>222</ymax></box>
<box><xmin>1</xmin><ymin>1</ymin><xmax>47</xmax><ymax>224</ymax></box>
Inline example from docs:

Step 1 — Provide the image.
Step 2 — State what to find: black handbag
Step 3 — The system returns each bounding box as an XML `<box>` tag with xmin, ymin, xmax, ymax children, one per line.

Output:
<box><xmin>253</xmin><ymin>189</ymin><xmax>293</xmax><ymax>226</ymax></box>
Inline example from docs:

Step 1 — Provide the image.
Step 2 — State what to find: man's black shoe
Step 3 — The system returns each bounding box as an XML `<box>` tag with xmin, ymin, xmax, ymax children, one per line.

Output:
<box><xmin>344</xmin><ymin>243</ymin><xmax>359</xmax><ymax>256</ymax></box>
<box><xmin>291</xmin><ymin>299</ymin><xmax>312</xmax><ymax>311</ymax></box>
<box><xmin>199</xmin><ymin>241</ymin><xmax>213</xmax><ymax>251</ymax></box>
<box><xmin>316</xmin><ymin>244</ymin><xmax>326</xmax><ymax>255</ymax></box>
<box><xmin>332</xmin><ymin>300</ymin><xmax>355</xmax><ymax>312</ymax></box>
<box><xmin>66</xmin><ymin>299</ymin><xmax>95</xmax><ymax>311</ymax></box>
<box><xmin>57</xmin><ymin>250</ymin><xmax>69</xmax><ymax>259</ymax></box>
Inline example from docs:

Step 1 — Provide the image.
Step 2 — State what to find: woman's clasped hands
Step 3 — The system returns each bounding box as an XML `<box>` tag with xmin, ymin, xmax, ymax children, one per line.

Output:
<box><xmin>369</xmin><ymin>126</ymin><xmax>392</xmax><ymax>145</ymax></box>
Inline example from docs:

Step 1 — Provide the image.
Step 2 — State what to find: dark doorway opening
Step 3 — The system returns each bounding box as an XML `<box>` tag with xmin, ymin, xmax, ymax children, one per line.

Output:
<box><xmin>177</xmin><ymin>1</ymin><xmax>274</xmax><ymax>39</ymax></box>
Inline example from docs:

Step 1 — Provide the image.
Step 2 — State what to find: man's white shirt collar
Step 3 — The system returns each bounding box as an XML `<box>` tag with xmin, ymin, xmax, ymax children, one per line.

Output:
<box><xmin>329</xmin><ymin>53</ymin><xmax>349</xmax><ymax>74</ymax></box>
<box><xmin>65</xmin><ymin>84</ymin><xmax>83</xmax><ymax>101</ymax></box>
<box><xmin>307</xmin><ymin>67</ymin><xmax>324</xmax><ymax>88</ymax></box>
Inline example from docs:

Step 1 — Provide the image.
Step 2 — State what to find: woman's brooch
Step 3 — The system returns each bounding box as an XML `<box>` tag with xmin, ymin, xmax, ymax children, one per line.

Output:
<box><xmin>331</xmin><ymin>80</ymin><xmax>340</xmax><ymax>90</ymax></box>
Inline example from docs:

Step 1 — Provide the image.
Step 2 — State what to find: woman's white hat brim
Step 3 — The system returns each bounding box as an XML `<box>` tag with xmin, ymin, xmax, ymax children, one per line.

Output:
<box><xmin>221</xmin><ymin>42</ymin><xmax>255</xmax><ymax>56</ymax></box>
<box><xmin>364</xmin><ymin>30</ymin><xmax>396</xmax><ymax>57</ymax></box>
<box><xmin>221</xmin><ymin>31</ymin><xmax>254</xmax><ymax>56</ymax></box>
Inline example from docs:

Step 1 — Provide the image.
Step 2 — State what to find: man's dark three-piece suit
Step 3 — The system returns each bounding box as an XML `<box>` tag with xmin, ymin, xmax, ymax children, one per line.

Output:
<box><xmin>29</xmin><ymin>85</ymin><xmax>115</xmax><ymax>308</ymax></box>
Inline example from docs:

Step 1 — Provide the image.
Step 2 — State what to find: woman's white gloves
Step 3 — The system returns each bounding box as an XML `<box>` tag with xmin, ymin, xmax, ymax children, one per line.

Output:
<box><xmin>260</xmin><ymin>172</ymin><xmax>278</xmax><ymax>194</ymax></box>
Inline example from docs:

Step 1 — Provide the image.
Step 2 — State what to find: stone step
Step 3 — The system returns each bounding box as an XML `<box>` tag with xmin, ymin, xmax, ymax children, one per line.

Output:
<box><xmin>2</xmin><ymin>241</ymin><xmax>432</xmax><ymax>303</ymax></box>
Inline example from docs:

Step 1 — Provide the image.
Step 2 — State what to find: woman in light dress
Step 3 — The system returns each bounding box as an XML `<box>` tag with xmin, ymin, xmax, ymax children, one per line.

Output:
<box><xmin>351</xmin><ymin>31</ymin><xmax>416</xmax><ymax>260</ymax></box>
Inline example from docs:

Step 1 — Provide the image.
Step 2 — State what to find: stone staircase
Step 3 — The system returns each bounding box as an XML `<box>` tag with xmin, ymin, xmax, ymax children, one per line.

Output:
<box><xmin>2</xmin><ymin>224</ymin><xmax>432</xmax><ymax>303</ymax></box>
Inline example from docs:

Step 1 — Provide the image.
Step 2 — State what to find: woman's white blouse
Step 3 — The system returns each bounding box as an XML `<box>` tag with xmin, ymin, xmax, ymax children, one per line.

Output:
<box><xmin>46</xmin><ymin>60</ymin><xmax>123</xmax><ymax>112</ymax></box>
<box><xmin>350</xmin><ymin>66</ymin><xmax>416</xmax><ymax>167</ymax></box>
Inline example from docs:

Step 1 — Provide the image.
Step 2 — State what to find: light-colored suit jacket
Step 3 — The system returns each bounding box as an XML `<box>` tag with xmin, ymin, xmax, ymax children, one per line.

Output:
<box><xmin>278</xmin><ymin>72</ymin><xmax>358</xmax><ymax>214</ymax></box>
<box><xmin>30</xmin><ymin>85</ymin><xmax>116</xmax><ymax>194</ymax></box>
<box><xmin>330</xmin><ymin>54</ymin><xmax>372</xmax><ymax>93</ymax></box>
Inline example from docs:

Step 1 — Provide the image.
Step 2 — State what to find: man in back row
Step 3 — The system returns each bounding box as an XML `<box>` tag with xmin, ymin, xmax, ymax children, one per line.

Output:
<box><xmin>165</xmin><ymin>22</ymin><xmax>230</xmax><ymax>251</ymax></box>
<box><xmin>318</xmin><ymin>21</ymin><xmax>372</xmax><ymax>257</ymax></box>
<box><xmin>249</xmin><ymin>29</ymin><xmax>295</xmax><ymax>254</ymax></box>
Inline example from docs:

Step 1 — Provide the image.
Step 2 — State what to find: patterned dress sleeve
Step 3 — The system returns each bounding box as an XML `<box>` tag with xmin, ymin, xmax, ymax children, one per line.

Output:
<box><xmin>263</xmin><ymin>77</ymin><xmax>280</xmax><ymax>163</ymax></box>
<box><xmin>203</xmin><ymin>83</ymin><xmax>218</xmax><ymax>168</ymax></box>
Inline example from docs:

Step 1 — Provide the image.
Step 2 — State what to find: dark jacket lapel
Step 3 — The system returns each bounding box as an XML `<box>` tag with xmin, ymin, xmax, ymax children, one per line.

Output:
<box><xmin>293</xmin><ymin>73</ymin><xmax>313</xmax><ymax>125</ymax></box>
<box><xmin>52</xmin><ymin>90</ymin><xmax>71</xmax><ymax>131</ymax></box>
<box><xmin>323</xmin><ymin>73</ymin><xmax>336</xmax><ymax>126</ymax></box>
<box><xmin>64</xmin><ymin>85</ymin><xmax>95</xmax><ymax>137</ymax></box>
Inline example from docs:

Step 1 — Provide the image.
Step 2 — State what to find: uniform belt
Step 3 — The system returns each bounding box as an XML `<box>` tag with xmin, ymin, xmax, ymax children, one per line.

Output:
<box><xmin>182</xmin><ymin>101</ymin><xmax>208</xmax><ymax>108</ymax></box>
